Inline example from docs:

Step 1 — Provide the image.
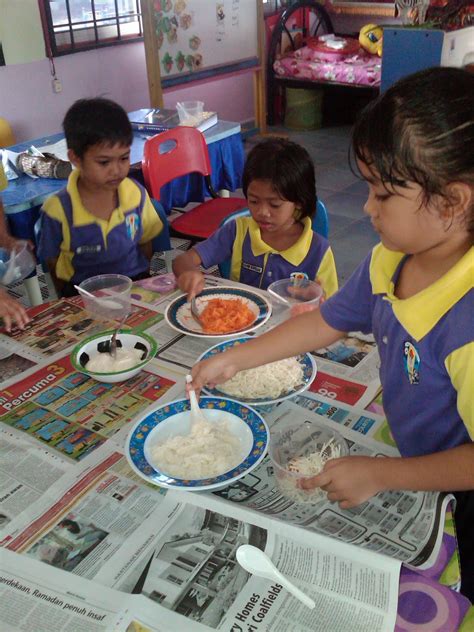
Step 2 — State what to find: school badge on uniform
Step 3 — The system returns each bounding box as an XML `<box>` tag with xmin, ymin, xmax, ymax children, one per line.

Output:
<box><xmin>126</xmin><ymin>212</ymin><xmax>140</xmax><ymax>241</ymax></box>
<box><xmin>403</xmin><ymin>341</ymin><xmax>420</xmax><ymax>385</ymax></box>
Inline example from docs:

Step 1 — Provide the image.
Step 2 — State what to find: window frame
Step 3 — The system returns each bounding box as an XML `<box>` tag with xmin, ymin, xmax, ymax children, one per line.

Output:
<box><xmin>41</xmin><ymin>0</ymin><xmax>144</xmax><ymax>57</ymax></box>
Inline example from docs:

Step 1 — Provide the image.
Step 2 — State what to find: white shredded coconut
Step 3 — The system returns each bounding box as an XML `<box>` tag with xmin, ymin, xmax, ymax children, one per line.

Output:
<box><xmin>149</xmin><ymin>418</ymin><xmax>243</xmax><ymax>479</ymax></box>
<box><xmin>219</xmin><ymin>357</ymin><xmax>304</xmax><ymax>400</ymax></box>
<box><xmin>276</xmin><ymin>438</ymin><xmax>342</xmax><ymax>503</ymax></box>
<box><xmin>85</xmin><ymin>348</ymin><xmax>144</xmax><ymax>372</ymax></box>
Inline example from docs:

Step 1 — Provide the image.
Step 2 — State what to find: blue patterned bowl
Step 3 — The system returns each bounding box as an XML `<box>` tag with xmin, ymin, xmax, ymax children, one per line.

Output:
<box><xmin>126</xmin><ymin>396</ymin><xmax>269</xmax><ymax>491</ymax></box>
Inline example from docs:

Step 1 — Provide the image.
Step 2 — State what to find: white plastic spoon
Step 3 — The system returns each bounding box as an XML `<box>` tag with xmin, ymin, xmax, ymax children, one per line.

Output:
<box><xmin>74</xmin><ymin>285</ymin><xmax>123</xmax><ymax>310</ymax></box>
<box><xmin>186</xmin><ymin>374</ymin><xmax>207</xmax><ymax>427</ymax></box>
<box><xmin>236</xmin><ymin>545</ymin><xmax>316</xmax><ymax>609</ymax></box>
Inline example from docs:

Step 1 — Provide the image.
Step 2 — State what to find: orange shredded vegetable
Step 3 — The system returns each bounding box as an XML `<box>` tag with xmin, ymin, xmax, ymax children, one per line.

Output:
<box><xmin>200</xmin><ymin>298</ymin><xmax>256</xmax><ymax>334</ymax></box>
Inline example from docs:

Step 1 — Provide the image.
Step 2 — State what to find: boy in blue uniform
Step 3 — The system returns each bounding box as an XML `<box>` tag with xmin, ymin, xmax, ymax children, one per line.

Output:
<box><xmin>173</xmin><ymin>138</ymin><xmax>338</xmax><ymax>298</ymax></box>
<box><xmin>190</xmin><ymin>68</ymin><xmax>474</xmax><ymax>600</ymax></box>
<box><xmin>38</xmin><ymin>98</ymin><xmax>163</xmax><ymax>296</ymax></box>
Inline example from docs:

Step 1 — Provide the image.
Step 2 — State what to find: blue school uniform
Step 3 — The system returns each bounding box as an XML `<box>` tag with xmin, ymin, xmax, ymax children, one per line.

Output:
<box><xmin>195</xmin><ymin>216</ymin><xmax>338</xmax><ymax>295</ymax></box>
<box><xmin>38</xmin><ymin>172</ymin><xmax>162</xmax><ymax>285</ymax></box>
<box><xmin>321</xmin><ymin>244</ymin><xmax>473</xmax><ymax>456</ymax></box>
<box><xmin>321</xmin><ymin>243</ymin><xmax>474</xmax><ymax>600</ymax></box>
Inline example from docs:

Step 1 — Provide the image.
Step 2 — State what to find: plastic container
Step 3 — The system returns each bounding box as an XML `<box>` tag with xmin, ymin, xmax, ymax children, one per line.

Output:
<box><xmin>284</xmin><ymin>88</ymin><xmax>323</xmax><ymax>131</ymax></box>
<box><xmin>0</xmin><ymin>241</ymin><xmax>36</xmax><ymax>285</ymax></box>
<box><xmin>267</xmin><ymin>278</ymin><xmax>323</xmax><ymax>317</ymax></box>
<box><xmin>176</xmin><ymin>100</ymin><xmax>204</xmax><ymax>126</ymax></box>
<box><xmin>78</xmin><ymin>274</ymin><xmax>132</xmax><ymax>321</ymax></box>
<box><xmin>269</xmin><ymin>418</ymin><xmax>348</xmax><ymax>504</ymax></box>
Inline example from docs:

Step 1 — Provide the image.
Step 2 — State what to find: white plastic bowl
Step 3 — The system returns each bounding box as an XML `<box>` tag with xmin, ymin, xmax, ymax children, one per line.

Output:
<box><xmin>70</xmin><ymin>331</ymin><xmax>157</xmax><ymax>383</ymax></box>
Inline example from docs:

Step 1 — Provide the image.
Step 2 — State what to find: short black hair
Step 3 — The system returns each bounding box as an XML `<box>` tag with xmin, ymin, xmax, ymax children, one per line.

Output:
<box><xmin>242</xmin><ymin>138</ymin><xmax>316</xmax><ymax>219</ymax></box>
<box><xmin>63</xmin><ymin>97</ymin><xmax>133</xmax><ymax>158</ymax></box>
<box><xmin>58</xmin><ymin>519</ymin><xmax>80</xmax><ymax>534</ymax></box>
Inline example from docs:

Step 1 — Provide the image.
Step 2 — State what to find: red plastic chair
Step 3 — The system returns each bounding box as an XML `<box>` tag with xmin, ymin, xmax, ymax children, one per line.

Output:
<box><xmin>142</xmin><ymin>127</ymin><xmax>247</xmax><ymax>241</ymax></box>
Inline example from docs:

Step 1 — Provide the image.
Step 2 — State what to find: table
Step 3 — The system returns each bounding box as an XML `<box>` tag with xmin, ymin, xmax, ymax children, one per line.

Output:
<box><xmin>3</xmin><ymin>120</ymin><xmax>244</xmax><ymax>243</ymax></box>
<box><xmin>0</xmin><ymin>274</ymin><xmax>472</xmax><ymax>631</ymax></box>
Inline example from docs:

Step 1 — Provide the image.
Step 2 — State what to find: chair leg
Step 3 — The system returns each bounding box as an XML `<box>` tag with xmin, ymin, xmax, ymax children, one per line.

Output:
<box><xmin>23</xmin><ymin>275</ymin><xmax>43</xmax><ymax>306</ymax></box>
<box><xmin>163</xmin><ymin>250</ymin><xmax>173</xmax><ymax>273</ymax></box>
<box><xmin>44</xmin><ymin>272</ymin><xmax>58</xmax><ymax>301</ymax></box>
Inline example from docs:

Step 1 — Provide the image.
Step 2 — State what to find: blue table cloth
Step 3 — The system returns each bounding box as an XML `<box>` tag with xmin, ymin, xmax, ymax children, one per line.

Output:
<box><xmin>4</xmin><ymin>121</ymin><xmax>245</xmax><ymax>243</ymax></box>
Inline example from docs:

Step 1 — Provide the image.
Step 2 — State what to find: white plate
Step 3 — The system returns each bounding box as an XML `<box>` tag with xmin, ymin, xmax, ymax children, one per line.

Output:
<box><xmin>165</xmin><ymin>286</ymin><xmax>272</xmax><ymax>338</ymax></box>
<box><xmin>126</xmin><ymin>396</ymin><xmax>269</xmax><ymax>491</ymax></box>
<box><xmin>198</xmin><ymin>336</ymin><xmax>317</xmax><ymax>406</ymax></box>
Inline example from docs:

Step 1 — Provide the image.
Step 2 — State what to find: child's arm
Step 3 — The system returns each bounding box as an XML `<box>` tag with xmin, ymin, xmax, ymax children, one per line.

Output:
<box><xmin>139</xmin><ymin>240</ymin><xmax>153</xmax><ymax>263</ymax></box>
<box><xmin>191</xmin><ymin>307</ymin><xmax>346</xmax><ymax>389</ymax></box>
<box><xmin>0</xmin><ymin>287</ymin><xmax>30</xmax><ymax>331</ymax></box>
<box><xmin>172</xmin><ymin>249</ymin><xmax>205</xmax><ymax>300</ymax></box>
<box><xmin>302</xmin><ymin>444</ymin><xmax>474</xmax><ymax>509</ymax></box>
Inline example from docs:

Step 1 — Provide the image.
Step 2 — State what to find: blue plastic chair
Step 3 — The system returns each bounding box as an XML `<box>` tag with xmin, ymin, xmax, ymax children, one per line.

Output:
<box><xmin>217</xmin><ymin>200</ymin><xmax>329</xmax><ymax>278</ymax></box>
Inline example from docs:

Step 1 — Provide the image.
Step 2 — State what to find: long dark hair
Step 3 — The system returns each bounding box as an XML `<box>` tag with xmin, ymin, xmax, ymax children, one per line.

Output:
<box><xmin>242</xmin><ymin>138</ymin><xmax>316</xmax><ymax>219</ymax></box>
<box><xmin>351</xmin><ymin>67</ymin><xmax>474</xmax><ymax>222</ymax></box>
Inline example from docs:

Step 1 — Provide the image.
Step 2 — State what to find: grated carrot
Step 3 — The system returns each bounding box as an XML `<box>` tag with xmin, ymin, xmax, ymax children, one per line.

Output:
<box><xmin>199</xmin><ymin>298</ymin><xmax>256</xmax><ymax>334</ymax></box>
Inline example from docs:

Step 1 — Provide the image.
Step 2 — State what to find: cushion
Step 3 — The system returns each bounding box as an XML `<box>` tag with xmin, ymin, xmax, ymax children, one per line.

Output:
<box><xmin>170</xmin><ymin>197</ymin><xmax>247</xmax><ymax>240</ymax></box>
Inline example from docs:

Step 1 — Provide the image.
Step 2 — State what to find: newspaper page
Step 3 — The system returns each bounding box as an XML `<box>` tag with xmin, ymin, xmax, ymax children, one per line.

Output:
<box><xmin>0</xmin><ymin>427</ymin><xmax>71</xmax><ymax>529</ymax></box>
<box><xmin>292</xmin><ymin>390</ymin><xmax>397</xmax><ymax>448</ymax></box>
<box><xmin>123</xmin><ymin>494</ymin><xmax>400</xmax><ymax>632</ymax></box>
<box><xmin>1</xmin><ymin>446</ymin><xmax>168</xmax><ymax>581</ymax></box>
<box><xmin>201</xmin><ymin>401</ymin><xmax>450</xmax><ymax>569</ymax></box>
<box><xmin>0</xmin><ymin>547</ymin><xmax>198</xmax><ymax>632</ymax></box>
<box><xmin>0</xmin><ymin>296</ymin><xmax>163</xmax><ymax>372</ymax></box>
<box><xmin>0</xmin><ymin>353</ymin><xmax>182</xmax><ymax>462</ymax></box>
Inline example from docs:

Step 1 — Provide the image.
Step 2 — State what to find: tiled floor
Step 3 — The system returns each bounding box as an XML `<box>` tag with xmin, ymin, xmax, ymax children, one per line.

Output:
<box><xmin>8</xmin><ymin>125</ymin><xmax>379</xmax><ymax>306</ymax></box>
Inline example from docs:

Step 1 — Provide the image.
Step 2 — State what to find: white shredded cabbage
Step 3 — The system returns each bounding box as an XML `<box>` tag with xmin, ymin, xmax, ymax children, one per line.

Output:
<box><xmin>276</xmin><ymin>438</ymin><xmax>341</xmax><ymax>504</ymax></box>
<box><xmin>149</xmin><ymin>418</ymin><xmax>243</xmax><ymax>479</ymax></box>
<box><xmin>219</xmin><ymin>357</ymin><xmax>304</xmax><ymax>400</ymax></box>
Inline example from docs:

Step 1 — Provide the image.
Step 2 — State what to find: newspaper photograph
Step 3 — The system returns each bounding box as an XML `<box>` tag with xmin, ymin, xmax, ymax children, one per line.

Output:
<box><xmin>203</xmin><ymin>401</ymin><xmax>451</xmax><ymax>569</ymax></box>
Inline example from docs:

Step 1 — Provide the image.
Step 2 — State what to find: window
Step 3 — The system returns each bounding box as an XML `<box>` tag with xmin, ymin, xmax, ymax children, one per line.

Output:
<box><xmin>42</xmin><ymin>1</ymin><xmax>143</xmax><ymax>56</ymax></box>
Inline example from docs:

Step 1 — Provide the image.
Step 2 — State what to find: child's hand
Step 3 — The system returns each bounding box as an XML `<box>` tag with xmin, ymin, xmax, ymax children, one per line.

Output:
<box><xmin>300</xmin><ymin>456</ymin><xmax>385</xmax><ymax>509</ymax></box>
<box><xmin>190</xmin><ymin>355</ymin><xmax>239</xmax><ymax>394</ymax></box>
<box><xmin>0</xmin><ymin>289</ymin><xmax>30</xmax><ymax>332</ymax></box>
<box><xmin>177</xmin><ymin>270</ymin><xmax>205</xmax><ymax>301</ymax></box>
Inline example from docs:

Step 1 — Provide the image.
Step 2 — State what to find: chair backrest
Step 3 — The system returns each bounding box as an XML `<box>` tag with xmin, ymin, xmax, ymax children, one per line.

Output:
<box><xmin>142</xmin><ymin>127</ymin><xmax>212</xmax><ymax>200</ymax></box>
<box><xmin>0</xmin><ymin>117</ymin><xmax>15</xmax><ymax>147</ymax></box>
<box><xmin>217</xmin><ymin>200</ymin><xmax>329</xmax><ymax>278</ymax></box>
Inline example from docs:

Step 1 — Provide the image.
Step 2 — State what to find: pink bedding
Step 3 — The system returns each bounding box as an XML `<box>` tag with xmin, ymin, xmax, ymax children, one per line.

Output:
<box><xmin>273</xmin><ymin>44</ymin><xmax>381</xmax><ymax>88</ymax></box>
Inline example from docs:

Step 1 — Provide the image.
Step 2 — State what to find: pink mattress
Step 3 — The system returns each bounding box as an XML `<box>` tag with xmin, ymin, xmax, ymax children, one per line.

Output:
<box><xmin>273</xmin><ymin>44</ymin><xmax>381</xmax><ymax>88</ymax></box>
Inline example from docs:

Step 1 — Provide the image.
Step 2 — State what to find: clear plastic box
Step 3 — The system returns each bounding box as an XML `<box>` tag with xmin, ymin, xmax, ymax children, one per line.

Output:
<box><xmin>78</xmin><ymin>274</ymin><xmax>132</xmax><ymax>321</ymax></box>
<box><xmin>268</xmin><ymin>418</ymin><xmax>348</xmax><ymax>503</ymax></box>
<box><xmin>267</xmin><ymin>277</ymin><xmax>323</xmax><ymax>317</ymax></box>
<box><xmin>0</xmin><ymin>241</ymin><xmax>36</xmax><ymax>285</ymax></box>
<box><xmin>176</xmin><ymin>100</ymin><xmax>204</xmax><ymax>126</ymax></box>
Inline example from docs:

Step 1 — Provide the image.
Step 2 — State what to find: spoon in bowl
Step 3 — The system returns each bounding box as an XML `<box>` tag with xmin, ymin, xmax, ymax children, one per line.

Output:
<box><xmin>74</xmin><ymin>285</ymin><xmax>123</xmax><ymax>310</ymax></box>
<box><xmin>186</xmin><ymin>374</ymin><xmax>207</xmax><ymax>427</ymax></box>
<box><xmin>236</xmin><ymin>545</ymin><xmax>315</xmax><ymax>609</ymax></box>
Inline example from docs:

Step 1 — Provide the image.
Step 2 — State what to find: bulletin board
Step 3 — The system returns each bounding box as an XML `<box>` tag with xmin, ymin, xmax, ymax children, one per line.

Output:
<box><xmin>140</xmin><ymin>0</ymin><xmax>267</xmax><ymax>131</ymax></box>
<box><xmin>148</xmin><ymin>0</ymin><xmax>260</xmax><ymax>88</ymax></box>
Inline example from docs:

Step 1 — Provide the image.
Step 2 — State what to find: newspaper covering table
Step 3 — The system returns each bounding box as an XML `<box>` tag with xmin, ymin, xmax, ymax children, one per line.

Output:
<box><xmin>1</xmin><ymin>274</ymin><xmax>472</xmax><ymax>632</ymax></box>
